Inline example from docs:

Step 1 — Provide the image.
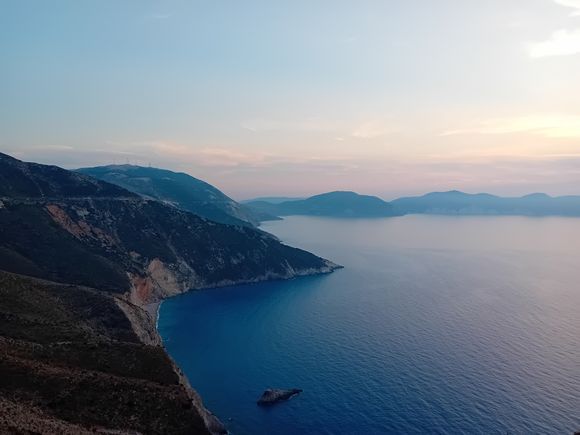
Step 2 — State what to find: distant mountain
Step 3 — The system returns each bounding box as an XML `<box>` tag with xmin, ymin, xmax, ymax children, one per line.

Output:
<box><xmin>241</xmin><ymin>196</ymin><xmax>305</xmax><ymax>205</ymax></box>
<box><xmin>0</xmin><ymin>152</ymin><xmax>338</xmax><ymax>433</ymax></box>
<box><xmin>245</xmin><ymin>191</ymin><xmax>401</xmax><ymax>219</ymax></box>
<box><xmin>77</xmin><ymin>164</ymin><xmax>277</xmax><ymax>227</ymax></box>
<box><xmin>246</xmin><ymin>189</ymin><xmax>580</xmax><ymax>220</ymax></box>
<box><xmin>391</xmin><ymin>190</ymin><xmax>580</xmax><ymax>216</ymax></box>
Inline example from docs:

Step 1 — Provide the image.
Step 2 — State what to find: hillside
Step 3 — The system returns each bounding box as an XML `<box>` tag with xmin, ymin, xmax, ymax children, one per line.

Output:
<box><xmin>0</xmin><ymin>271</ymin><xmax>217</xmax><ymax>434</ymax></box>
<box><xmin>245</xmin><ymin>191</ymin><xmax>401</xmax><ymax>219</ymax></box>
<box><xmin>0</xmin><ymin>152</ymin><xmax>339</xmax><ymax>433</ymax></box>
<box><xmin>77</xmin><ymin>165</ymin><xmax>278</xmax><ymax>227</ymax></box>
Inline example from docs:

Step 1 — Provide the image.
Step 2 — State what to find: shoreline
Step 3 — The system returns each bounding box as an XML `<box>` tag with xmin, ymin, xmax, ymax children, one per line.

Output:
<box><xmin>146</xmin><ymin>265</ymin><xmax>342</xmax><ymax>434</ymax></box>
<box><xmin>146</xmin><ymin>262</ymin><xmax>342</xmax><ymax>328</ymax></box>
<box><xmin>144</xmin><ymin>300</ymin><xmax>162</xmax><ymax>329</ymax></box>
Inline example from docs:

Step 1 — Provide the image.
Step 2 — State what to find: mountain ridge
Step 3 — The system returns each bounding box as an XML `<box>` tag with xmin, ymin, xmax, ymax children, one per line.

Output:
<box><xmin>245</xmin><ymin>189</ymin><xmax>580</xmax><ymax>219</ymax></box>
<box><xmin>77</xmin><ymin>164</ymin><xmax>278</xmax><ymax>227</ymax></box>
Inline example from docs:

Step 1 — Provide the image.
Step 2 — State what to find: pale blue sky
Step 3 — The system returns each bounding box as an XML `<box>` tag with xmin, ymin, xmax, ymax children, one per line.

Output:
<box><xmin>1</xmin><ymin>0</ymin><xmax>580</xmax><ymax>199</ymax></box>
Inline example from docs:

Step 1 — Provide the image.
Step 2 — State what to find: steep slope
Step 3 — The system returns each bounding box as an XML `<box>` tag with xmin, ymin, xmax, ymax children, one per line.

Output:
<box><xmin>0</xmin><ymin>270</ymin><xmax>218</xmax><ymax>434</ymax></box>
<box><xmin>0</xmin><ymin>152</ymin><xmax>339</xmax><ymax>433</ymax></box>
<box><xmin>0</xmin><ymin>153</ymin><xmax>132</xmax><ymax>199</ymax></box>
<box><xmin>246</xmin><ymin>191</ymin><xmax>401</xmax><ymax>219</ymax></box>
<box><xmin>77</xmin><ymin>164</ymin><xmax>278</xmax><ymax>227</ymax></box>
<box><xmin>0</xmin><ymin>153</ymin><xmax>338</xmax><ymax>303</ymax></box>
<box><xmin>391</xmin><ymin>190</ymin><xmax>580</xmax><ymax>216</ymax></box>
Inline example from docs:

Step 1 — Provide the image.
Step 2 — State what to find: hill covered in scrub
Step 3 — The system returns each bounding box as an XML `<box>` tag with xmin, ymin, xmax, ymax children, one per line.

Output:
<box><xmin>0</xmin><ymin>271</ymin><xmax>218</xmax><ymax>434</ymax></box>
<box><xmin>0</xmin><ymin>152</ymin><xmax>339</xmax><ymax>433</ymax></box>
<box><xmin>77</xmin><ymin>164</ymin><xmax>278</xmax><ymax>227</ymax></box>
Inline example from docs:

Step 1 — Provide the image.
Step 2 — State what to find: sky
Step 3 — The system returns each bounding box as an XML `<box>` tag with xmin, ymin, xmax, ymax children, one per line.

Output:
<box><xmin>1</xmin><ymin>0</ymin><xmax>580</xmax><ymax>200</ymax></box>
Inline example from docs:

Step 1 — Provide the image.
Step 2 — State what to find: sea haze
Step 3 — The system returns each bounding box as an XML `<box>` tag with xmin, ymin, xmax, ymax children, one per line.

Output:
<box><xmin>158</xmin><ymin>215</ymin><xmax>580</xmax><ymax>434</ymax></box>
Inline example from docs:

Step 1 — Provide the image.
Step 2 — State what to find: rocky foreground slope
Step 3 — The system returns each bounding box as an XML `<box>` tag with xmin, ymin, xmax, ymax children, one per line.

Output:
<box><xmin>0</xmin><ymin>271</ymin><xmax>219</xmax><ymax>434</ymax></box>
<box><xmin>0</xmin><ymin>152</ymin><xmax>339</xmax><ymax>433</ymax></box>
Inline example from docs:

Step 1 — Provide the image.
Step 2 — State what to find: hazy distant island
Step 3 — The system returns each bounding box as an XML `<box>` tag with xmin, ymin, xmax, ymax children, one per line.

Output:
<box><xmin>242</xmin><ymin>196</ymin><xmax>306</xmax><ymax>205</ymax></box>
<box><xmin>390</xmin><ymin>190</ymin><xmax>580</xmax><ymax>217</ymax></box>
<box><xmin>244</xmin><ymin>190</ymin><xmax>580</xmax><ymax>220</ymax></box>
<box><xmin>245</xmin><ymin>191</ymin><xmax>402</xmax><ymax>219</ymax></box>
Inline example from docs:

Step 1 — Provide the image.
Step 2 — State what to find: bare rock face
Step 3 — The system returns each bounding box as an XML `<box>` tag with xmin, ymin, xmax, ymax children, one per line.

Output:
<box><xmin>257</xmin><ymin>388</ymin><xmax>303</xmax><ymax>405</ymax></box>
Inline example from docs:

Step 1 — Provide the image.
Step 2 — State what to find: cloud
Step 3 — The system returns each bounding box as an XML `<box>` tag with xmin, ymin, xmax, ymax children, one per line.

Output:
<box><xmin>241</xmin><ymin>117</ymin><xmax>397</xmax><ymax>139</ymax></box>
<box><xmin>553</xmin><ymin>0</ymin><xmax>580</xmax><ymax>16</ymax></box>
<box><xmin>192</xmin><ymin>148</ymin><xmax>267</xmax><ymax>168</ymax></box>
<box><xmin>526</xmin><ymin>1</ymin><xmax>580</xmax><ymax>58</ymax></box>
<box><xmin>528</xmin><ymin>28</ymin><xmax>580</xmax><ymax>57</ymax></box>
<box><xmin>442</xmin><ymin>115</ymin><xmax>580</xmax><ymax>138</ymax></box>
<box><xmin>240</xmin><ymin>117</ymin><xmax>339</xmax><ymax>133</ymax></box>
<box><xmin>351</xmin><ymin>121</ymin><xmax>395</xmax><ymax>139</ymax></box>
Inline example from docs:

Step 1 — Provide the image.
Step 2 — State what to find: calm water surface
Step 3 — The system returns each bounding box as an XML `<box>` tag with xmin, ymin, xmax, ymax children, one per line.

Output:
<box><xmin>159</xmin><ymin>215</ymin><xmax>580</xmax><ymax>434</ymax></box>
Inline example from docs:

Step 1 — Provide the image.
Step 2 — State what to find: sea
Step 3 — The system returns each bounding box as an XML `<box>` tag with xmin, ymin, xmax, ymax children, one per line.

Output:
<box><xmin>158</xmin><ymin>215</ymin><xmax>580</xmax><ymax>434</ymax></box>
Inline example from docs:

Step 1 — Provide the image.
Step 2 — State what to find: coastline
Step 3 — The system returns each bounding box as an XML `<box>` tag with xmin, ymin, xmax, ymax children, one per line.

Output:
<box><xmin>141</xmin><ymin>264</ymin><xmax>341</xmax><ymax>435</ymax></box>
<box><xmin>145</xmin><ymin>260</ymin><xmax>341</xmax><ymax>328</ymax></box>
<box><xmin>146</xmin><ymin>265</ymin><xmax>340</xmax><ymax>325</ymax></box>
<box><xmin>144</xmin><ymin>300</ymin><xmax>162</xmax><ymax>328</ymax></box>
<box><xmin>142</xmin><ymin>298</ymin><xmax>228</xmax><ymax>434</ymax></box>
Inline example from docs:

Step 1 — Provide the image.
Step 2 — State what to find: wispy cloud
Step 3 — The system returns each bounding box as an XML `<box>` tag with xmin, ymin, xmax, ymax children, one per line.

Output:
<box><xmin>553</xmin><ymin>0</ymin><xmax>580</xmax><ymax>16</ymax></box>
<box><xmin>442</xmin><ymin>114</ymin><xmax>580</xmax><ymax>138</ymax></box>
<box><xmin>527</xmin><ymin>1</ymin><xmax>580</xmax><ymax>57</ymax></box>
<box><xmin>240</xmin><ymin>117</ymin><xmax>339</xmax><ymax>133</ymax></box>
<box><xmin>351</xmin><ymin>121</ymin><xmax>395</xmax><ymax>139</ymax></box>
<box><xmin>241</xmin><ymin>117</ymin><xmax>397</xmax><ymax>139</ymax></box>
<box><xmin>528</xmin><ymin>28</ymin><xmax>580</xmax><ymax>57</ymax></box>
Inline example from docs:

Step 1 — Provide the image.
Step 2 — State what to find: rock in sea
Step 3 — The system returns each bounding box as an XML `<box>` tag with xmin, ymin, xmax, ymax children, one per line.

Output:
<box><xmin>257</xmin><ymin>388</ymin><xmax>303</xmax><ymax>405</ymax></box>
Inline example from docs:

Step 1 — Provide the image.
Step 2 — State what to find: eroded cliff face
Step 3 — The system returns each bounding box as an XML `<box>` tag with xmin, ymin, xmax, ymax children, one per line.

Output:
<box><xmin>127</xmin><ymin>258</ymin><xmax>201</xmax><ymax>305</ymax></box>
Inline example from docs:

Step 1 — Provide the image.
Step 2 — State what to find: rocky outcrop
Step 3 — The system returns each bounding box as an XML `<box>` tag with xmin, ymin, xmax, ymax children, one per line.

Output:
<box><xmin>257</xmin><ymin>388</ymin><xmax>303</xmax><ymax>405</ymax></box>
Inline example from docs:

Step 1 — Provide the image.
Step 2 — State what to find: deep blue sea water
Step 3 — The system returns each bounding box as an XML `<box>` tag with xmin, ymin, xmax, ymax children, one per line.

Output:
<box><xmin>158</xmin><ymin>215</ymin><xmax>580</xmax><ymax>434</ymax></box>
